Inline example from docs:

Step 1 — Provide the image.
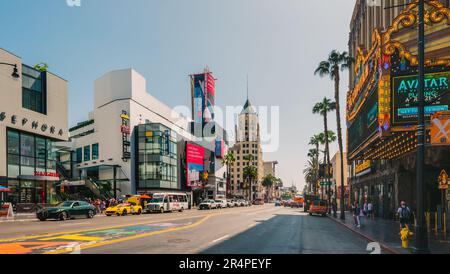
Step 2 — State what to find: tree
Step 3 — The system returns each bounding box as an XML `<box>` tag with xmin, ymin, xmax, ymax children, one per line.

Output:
<box><xmin>308</xmin><ymin>134</ymin><xmax>322</xmax><ymax>194</ymax></box>
<box><xmin>313</xmin><ymin>98</ymin><xmax>336</xmax><ymax>207</ymax></box>
<box><xmin>222</xmin><ymin>151</ymin><xmax>236</xmax><ymax>198</ymax></box>
<box><xmin>34</xmin><ymin>62</ymin><xmax>49</xmax><ymax>72</ymax></box>
<box><xmin>262</xmin><ymin>174</ymin><xmax>276</xmax><ymax>201</ymax></box>
<box><xmin>243</xmin><ymin>154</ymin><xmax>257</xmax><ymax>201</ymax></box>
<box><xmin>315</xmin><ymin>50</ymin><xmax>353</xmax><ymax>219</ymax></box>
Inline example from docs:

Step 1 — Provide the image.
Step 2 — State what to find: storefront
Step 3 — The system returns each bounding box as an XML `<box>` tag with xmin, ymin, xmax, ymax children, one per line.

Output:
<box><xmin>4</xmin><ymin>129</ymin><xmax>60</xmax><ymax>210</ymax></box>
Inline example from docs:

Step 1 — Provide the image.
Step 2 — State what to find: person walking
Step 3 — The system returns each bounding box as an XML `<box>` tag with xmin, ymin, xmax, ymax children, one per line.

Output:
<box><xmin>367</xmin><ymin>201</ymin><xmax>374</xmax><ymax>220</ymax></box>
<box><xmin>352</xmin><ymin>202</ymin><xmax>361</xmax><ymax>228</ymax></box>
<box><xmin>397</xmin><ymin>201</ymin><xmax>411</xmax><ymax>232</ymax></box>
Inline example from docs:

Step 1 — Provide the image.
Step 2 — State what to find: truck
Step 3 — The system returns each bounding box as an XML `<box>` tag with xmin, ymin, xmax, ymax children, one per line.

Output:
<box><xmin>290</xmin><ymin>195</ymin><xmax>305</xmax><ymax>208</ymax></box>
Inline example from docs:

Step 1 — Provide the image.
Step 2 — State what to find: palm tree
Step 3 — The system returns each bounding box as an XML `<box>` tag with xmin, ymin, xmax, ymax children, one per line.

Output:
<box><xmin>315</xmin><ymin>50</ymin><xmax>353</xmax><ymax>220</ymax></box>
<box><xmin>313</xmin><ymin>98</ymin><xmax>336</xmax><ymax>206</ymax></box>
<box><xmin>243</xmin><ymin>154</ymin><xmax>257</xmax><ymax>201</ymax></box>
<box><xmin>308</xmin><ymin>134</ymin><xmax>322</xmax><ymax>194</ymax></box>
<box><xmin>223</xmin><ymin>151</ymin><xmax>236</xmax><ymax>198</ymax></box>
<box><xmin>262</xmin><ymin>174</ymin><xmax>276</xmax><ymax>201</ymax></box>
<box><xmin>303</xmin><ymin>158</ymin><xmax>319</xmax><ymax>195</ymax></box>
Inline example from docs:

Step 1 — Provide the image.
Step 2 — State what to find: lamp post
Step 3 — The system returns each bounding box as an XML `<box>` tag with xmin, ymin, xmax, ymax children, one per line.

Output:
<box><xmin>414</xmin><ymin>0</ymin><xmax>429</xmax><ymax>254</ymax></box>
<box><xmin>0</xmin><ymin>62</ymin><xmax>20</xmax><ymax>79</ymax></box>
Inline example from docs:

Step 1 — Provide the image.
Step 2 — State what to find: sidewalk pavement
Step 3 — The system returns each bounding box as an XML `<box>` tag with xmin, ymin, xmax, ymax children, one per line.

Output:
<box><xmin>329</xmin><ymin>212</ymin><xmax>450</xmax><ymax>254</ymax></box>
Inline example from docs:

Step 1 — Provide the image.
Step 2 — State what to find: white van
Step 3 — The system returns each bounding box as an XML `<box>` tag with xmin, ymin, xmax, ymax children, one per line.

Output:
<box><xmin>146</xmin><ymin>193</ymin><xmax>189</xmax><ymax>213</ymax></box>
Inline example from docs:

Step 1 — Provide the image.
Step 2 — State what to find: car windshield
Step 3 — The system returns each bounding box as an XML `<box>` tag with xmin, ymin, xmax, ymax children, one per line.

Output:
<box><xmin>215</xmin><ymin>200</ymin><xmax>223</xmax><ymax>203</ymax></box>
<box><xmin>57</xmin><ymin>202</ymin><xmax>73</xmax><ymax>207</ymax></box>
<box><xmin>150</xmin><ymin>197</ymin><xmax>164</xmax><ymax>203</ymax></box>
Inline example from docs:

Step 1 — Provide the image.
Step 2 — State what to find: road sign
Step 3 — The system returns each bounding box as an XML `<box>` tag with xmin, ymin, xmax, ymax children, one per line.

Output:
<box><xmin>438</xmin><ymin>169</ymin><xmax>449</xmax><ymax>190</ymax></box>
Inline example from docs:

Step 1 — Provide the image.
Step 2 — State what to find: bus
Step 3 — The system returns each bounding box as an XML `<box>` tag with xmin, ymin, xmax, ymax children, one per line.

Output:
<box><xmin>145</xmin><ymin>193</ymin><xmax>189</xmax><ymax>213</ymax></box>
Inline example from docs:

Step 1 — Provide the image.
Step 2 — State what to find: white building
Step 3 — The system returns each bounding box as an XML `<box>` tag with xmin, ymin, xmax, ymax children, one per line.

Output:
<box><xmin>0</xmin><ymin>48</ymin><xmax>68</xmax><ymax>212</ymax></box>
<box><xmin>65</xmin><ymin>68</ymin><xmax>227</xmax><ymax>202</ymax></box>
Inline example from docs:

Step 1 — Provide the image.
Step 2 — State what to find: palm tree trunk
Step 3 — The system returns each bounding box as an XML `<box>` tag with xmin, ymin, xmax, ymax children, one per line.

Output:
<box><xmin>334</xmin><ymin>67</ymin><xmax>346</xmax><ymax>220</ymax></box>
<box><xmin>324</xmin><ymin>113</ymin><xmax>331</xmax><ymax>213</ymax></box>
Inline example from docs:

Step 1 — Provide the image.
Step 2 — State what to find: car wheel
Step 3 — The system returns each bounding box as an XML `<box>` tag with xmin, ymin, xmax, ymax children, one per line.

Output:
<box><xmin>160</xmin><ymin>208</ymin><xmax>164</xmax><ymax>214</ymax></box>
<box><xmin>122</xmin><ymin>210</ymin><xmax>127</xmax><ymax>216</ymax></box>
<box><xmin>87</xmin><ymin>210</ymin><xmax>94</xmax><ymax>219</ymax></box>
<box><xmin>38</xmin><ymin>217</ymin><xmax>47</xmax><ymax>221</ymax></box>
<box><xmin>309</xmin><ymin>213</ymin><xmax>312</xmax><ymax>216</ymax></box>
<box><xmin>322</xmin><ymin>213</ymin><xmax>326</xmax><ymax>217</ymax></box>
<box><xmin>59</xmin><ymin>211</ymin><xmax>68</xmax><ymax>221</ymax></box>
<box><xmin>137</xmin><ymin>209</ymin><xmax>142</xmax><ymax>215</ymax></box>
<box><xmin>116</xmin><ymin>212</ymin><xmax>121</xmax><ymax>216</ymax></box>
<box><xmin>179</xmin><ymin>207</ymin><xmax>183</xmax><ymax>212</ymax></box>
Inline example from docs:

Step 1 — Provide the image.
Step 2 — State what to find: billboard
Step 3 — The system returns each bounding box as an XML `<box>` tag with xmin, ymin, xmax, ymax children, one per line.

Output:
<box><xmin>215</xmin><ymin>137</ymin><xmax>224</xmax><ymax>159</ymax></box>
<box><xmin>192</xmin><ymin>74</ymin><xmax>205</xmax><ymax>124</ymax></box>
<box><xmin>186</xmin><ymin>144</ymin><xmax>205</xmax><ymax>187</ymax></box>
<box><xmin>348</xmin><ymin>87</ymin><xmax>379</xmax><ymax>155</ymax></box>
<box><xmin>205</xmin><ymin>73</ymin><xmax>215</xmax><ymax>122</ymax></box>
<box><xmin>392</xmin><ymin>71</ymin><xmax>450</xmax><ymax>126</ymax></box>
<box><xmin>191</xmin><ymin>72</ymin><xmax>216</xmax><ymax>124</ymax></box>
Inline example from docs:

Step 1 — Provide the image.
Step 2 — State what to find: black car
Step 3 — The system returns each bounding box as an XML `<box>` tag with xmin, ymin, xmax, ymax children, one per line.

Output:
<box><xmin>36</xmin><ymin>201</ymin><xmax>97</xmax><ymax>221</ymax></box>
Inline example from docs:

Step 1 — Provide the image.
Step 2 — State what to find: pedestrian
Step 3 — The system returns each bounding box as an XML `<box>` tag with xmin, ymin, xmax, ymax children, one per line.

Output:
<box><xmin>359</xmin><ymin>202</ymin><xmax>366</xmax><ymax>227</ymax></box>
<box><xmin>367</xmin><ymin>201</ymin><xmax>374</xmax><ymax>220</ymax></box>
<box><xmin>397</xmin><ymin>201</ymin><xmax>411</xmax><ymax>232</ymax></box>
<box><xmin>352</xmin><ymin>202</ymin><xmax>361</xmax><ymax>228</ymax></box>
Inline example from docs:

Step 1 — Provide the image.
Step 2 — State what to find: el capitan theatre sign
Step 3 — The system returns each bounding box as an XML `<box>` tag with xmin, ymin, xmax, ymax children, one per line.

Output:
<box><xmin>392</xmin><ymin>71</ymin><xmax>450</xmax><ymax>126</ymax></box>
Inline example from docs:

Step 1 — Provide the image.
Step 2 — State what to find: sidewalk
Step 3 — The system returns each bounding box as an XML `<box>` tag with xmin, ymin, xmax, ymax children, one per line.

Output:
<box><xmin>329</xmin><ymin>212</ymin><xmax>450</xmax><ymax>254</ymax></box>
<box><xmin>0</xmin><ymin>213</ymin><xmax>38</xmax><ymax>222</ymax></box>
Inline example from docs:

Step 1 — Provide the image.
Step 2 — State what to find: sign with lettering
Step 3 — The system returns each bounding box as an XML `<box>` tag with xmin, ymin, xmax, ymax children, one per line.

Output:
<box><xmin>392</xmin><ymin>71</ymin><xmax>450</xmax><ymax>125</ymax></box>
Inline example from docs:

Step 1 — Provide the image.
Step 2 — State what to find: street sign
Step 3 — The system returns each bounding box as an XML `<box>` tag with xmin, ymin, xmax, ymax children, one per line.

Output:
<box><xmin>438</xmin><ymin>169</ymin><xmax>449</xmax><ymax>190</ymax></box>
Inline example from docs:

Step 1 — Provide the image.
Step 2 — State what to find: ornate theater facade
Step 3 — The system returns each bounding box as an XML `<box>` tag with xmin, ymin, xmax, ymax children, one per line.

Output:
<box><xmin>347</xmin><ymin>1</ymin><xmax>450</xmax><ymax>218</ymax></box>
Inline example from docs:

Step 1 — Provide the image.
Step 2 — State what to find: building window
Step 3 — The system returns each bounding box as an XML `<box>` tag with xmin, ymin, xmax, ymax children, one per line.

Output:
<box><xmin>92</xmin><ymin>143</ymin><xmax>99</xmax><ymax>160</ymax></box>
<box><xmin>83</xmin><ymin>145</ymin><xmax>90</xmax><ymax>162</ymax></box>
<box><xmin>76</xmin><ymin>148</ymin><xmax>82</xmax><ymax>164</ymax></box>
<box><xmin>6</xmin><ymin>129</ymin><xmax>58</xmax><ymax>204</ymax></box>
<box><xmin>22</xmin><ymin>65</ymin><xmax>46</xmax><ymax>114</ymax></box>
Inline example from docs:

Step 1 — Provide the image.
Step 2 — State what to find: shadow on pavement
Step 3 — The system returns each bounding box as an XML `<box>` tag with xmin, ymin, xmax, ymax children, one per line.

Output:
<box><xmin>200</xmin><ymin>212</ymin><xmax>372</xmax><ymax>254</ymax></box>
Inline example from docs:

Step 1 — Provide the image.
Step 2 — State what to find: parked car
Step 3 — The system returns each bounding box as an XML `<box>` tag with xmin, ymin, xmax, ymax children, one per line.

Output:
<box><xmin>230</xmin><ymin>199</ymin><xmax>240</xmax><ymax>207</ymax></box>
<box><xmin>237</xmin><ymin>199</ymin><xmax>250</xmax><ymax>207</ymax></box>
<box><xmin>283</xmin><ymin>200</ymin><xmax>293</xmax><ymax>207</ymax></box>
<box><xmin>253</xmin><ymin>198</ymin><xmax>264</xmax><ymax>205</ymax></box>
<box><xmin>36</xmin><ymin>201</ymin><xmax>96</xmax><ymax>221</ymax></box>
<box><xmin>215</xmin><ymin>199</ymin><xmax>228</xmax><ymax>209</ymax></box>
<box><xmin>274</xmin><ymin>200</ymin><xmax>281</xmax><ymax>206</ymax></box>
<box><xmin>308</xmin><ymin>200</ymin><xmax>328</xmax><ymax>217</ymax></box>
<box><xmin>226</xmin><ymin>200</ymin><xmax>235</xmax><ymax>208</ymax></box>
<box><xmin>198</xmin><ymin>200</ymin><xmax>218</xmax><ymax>210</ymax></box>
<box><xmin>105</xmin><ymin>203</ymin><xmax>143</xmax><ymax>216</ymax></box>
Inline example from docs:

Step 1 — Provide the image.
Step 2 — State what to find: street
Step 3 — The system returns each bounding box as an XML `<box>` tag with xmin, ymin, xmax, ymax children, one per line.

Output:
<box><xmin>0</xmin><ymin>205</ymin><xmax>376</xmax><ymax>254</ymax></box>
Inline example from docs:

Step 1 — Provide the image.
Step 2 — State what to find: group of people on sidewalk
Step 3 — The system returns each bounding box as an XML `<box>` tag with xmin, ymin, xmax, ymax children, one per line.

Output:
<box><xmin>351</xmin><ymin>200</ymin><xmax>375</xmax><ymax>228</ymax></box>
<box><xmin>351</xmin><ymin>200</ymin><xmax>412</xmax><ymax>233</ymax></box>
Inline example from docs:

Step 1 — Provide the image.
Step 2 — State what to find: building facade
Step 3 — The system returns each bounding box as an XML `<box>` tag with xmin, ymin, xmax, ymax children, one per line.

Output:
<box><xmin>229</xmin><ymin>99</ymin><xmax>264</xmax><ymax>200</ymax></box>
<box><xmin>347</xmin><ymin>0</ymin><xmax>450</xmax><ymax>218</ymax></box>
<box><xmin>0</xmin><ymin>48</ymin><xmax>68</xmax><ymax>212</ymax></box>
<box><xmin>331</xmin><ymin>151</ymin><xmax>349</xmax><ymax>210</ymax></box>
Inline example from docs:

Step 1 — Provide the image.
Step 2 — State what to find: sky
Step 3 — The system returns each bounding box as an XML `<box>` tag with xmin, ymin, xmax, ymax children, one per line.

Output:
<box><xmin>0</xmin><ymin>0</ymin><xmax>355</xmax><ymax>191</ymax></box>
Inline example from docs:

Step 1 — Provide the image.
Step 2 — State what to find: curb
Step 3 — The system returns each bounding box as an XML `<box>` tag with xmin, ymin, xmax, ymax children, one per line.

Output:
<box><xmin>327</xmin><ymin>215</ymin><xmax>401</xmax><ymax>254</ymax></box>
<box><xmin>0</xmin><ymin>213</ymin><xmax>107</xmax><ymax>223</ymax></box>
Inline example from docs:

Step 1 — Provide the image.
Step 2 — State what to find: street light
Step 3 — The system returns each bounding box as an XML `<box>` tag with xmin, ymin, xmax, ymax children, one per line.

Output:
<box><xmin>414</xmin><ymin>0</ymin><xmax>429</xmax><ymax>254</ymax></box>
<box><xmin>0</xmin><ymin>62</ymin><xmax>20</xmax><ymax>79</ymax></box>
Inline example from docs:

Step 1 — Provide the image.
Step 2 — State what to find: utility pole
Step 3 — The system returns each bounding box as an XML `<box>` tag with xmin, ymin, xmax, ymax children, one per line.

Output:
<box><xmin>414</xmin><ymin>0</ymin><xmax>429</xmax><ymax>254</ymax></box>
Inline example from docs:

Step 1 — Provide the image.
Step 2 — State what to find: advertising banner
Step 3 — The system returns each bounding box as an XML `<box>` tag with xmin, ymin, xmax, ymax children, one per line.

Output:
<box><xmin>205</xmin><ymin>73</ymin><xmax>216</xmax><ymax>122</ymax></box>
<box><xmin>215</xmin><ymin>137</ymin><xmax>224</xmax><ymax>158</ymax></box>
<box><xmin>392</xmin><ymin>71</ymin><xmax>450</xmax><ymax>126</ymax></box>
<box><xmin>431</xmin><ymin>110</ymin><xmax>450</xmax><ymax>145</ymax></box>
<box><xmin>186</xmin><ymin>144</ymin><xmax>205</xmax><ymax>187</ymax></box>
<box><xmin>192</xmin><ymin>74</ymin><xmax>205</xmax><ymax>124</ymax></box>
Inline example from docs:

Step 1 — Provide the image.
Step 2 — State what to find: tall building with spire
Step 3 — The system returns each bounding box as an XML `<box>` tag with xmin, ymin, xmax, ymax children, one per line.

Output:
<box><xmin>229</xmin><ymin>98</ymin><xmax>264</xmax><ymax>200</ymax></box>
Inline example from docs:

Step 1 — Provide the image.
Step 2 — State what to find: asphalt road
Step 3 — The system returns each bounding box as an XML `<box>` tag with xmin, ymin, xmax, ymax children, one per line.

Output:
<box><xmin>0</xmin><ymin>205</ymin><xmax>377</xmax><ymax>254</ymax></box>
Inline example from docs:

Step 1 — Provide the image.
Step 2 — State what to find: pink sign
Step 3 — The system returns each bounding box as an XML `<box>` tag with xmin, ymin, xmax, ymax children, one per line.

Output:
<box><xmin>186</xmin><ymin>144</ymin><xmax>205</xmax><ymax>164</ymax></box>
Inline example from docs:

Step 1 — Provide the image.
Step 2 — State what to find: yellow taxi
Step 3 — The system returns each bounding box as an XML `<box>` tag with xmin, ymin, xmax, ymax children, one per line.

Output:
<box><xmin>105</xmin><ymin>203</ymin><xmax>142</xmax><ymax>216</ymax></box>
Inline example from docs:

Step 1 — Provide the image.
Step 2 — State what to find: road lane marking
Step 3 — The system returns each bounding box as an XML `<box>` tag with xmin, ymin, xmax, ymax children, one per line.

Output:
<box><xmin>40</xmin><ymin>235</ymin><xmax>104</xmax><ymax>242</ymax></box>
<box><xmin>0</xmin><ymin>206</ymin><xmax>274</xmax><ymax>242</ymax></box>
<box><xmin>43</xmin><ymin>215</ymin><xmax>212</xmax><ymax>254</ymax></box>
<box><xmin>0</xmin><ymin>214</ymin><xmax>216</xmax><ymax>243</ymax></box>
<box><xmin>212</xmin><ymin>235</ymin><xmax>229</xmax><ymax>243</ymax></box>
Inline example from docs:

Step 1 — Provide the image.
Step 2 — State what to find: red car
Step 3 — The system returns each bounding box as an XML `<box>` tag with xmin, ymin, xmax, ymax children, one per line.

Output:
<box><xmin>308</xmin><ymin>200</ymin><xmax>328</xmax><ymax>217</ymax></box>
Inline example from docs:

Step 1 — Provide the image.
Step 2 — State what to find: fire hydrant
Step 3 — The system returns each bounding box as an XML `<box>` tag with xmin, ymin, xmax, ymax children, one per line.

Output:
<box><xmin>400</xmin><ymin>227</ymin><xmax>414</xmax><ymax>249</ymax></box>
